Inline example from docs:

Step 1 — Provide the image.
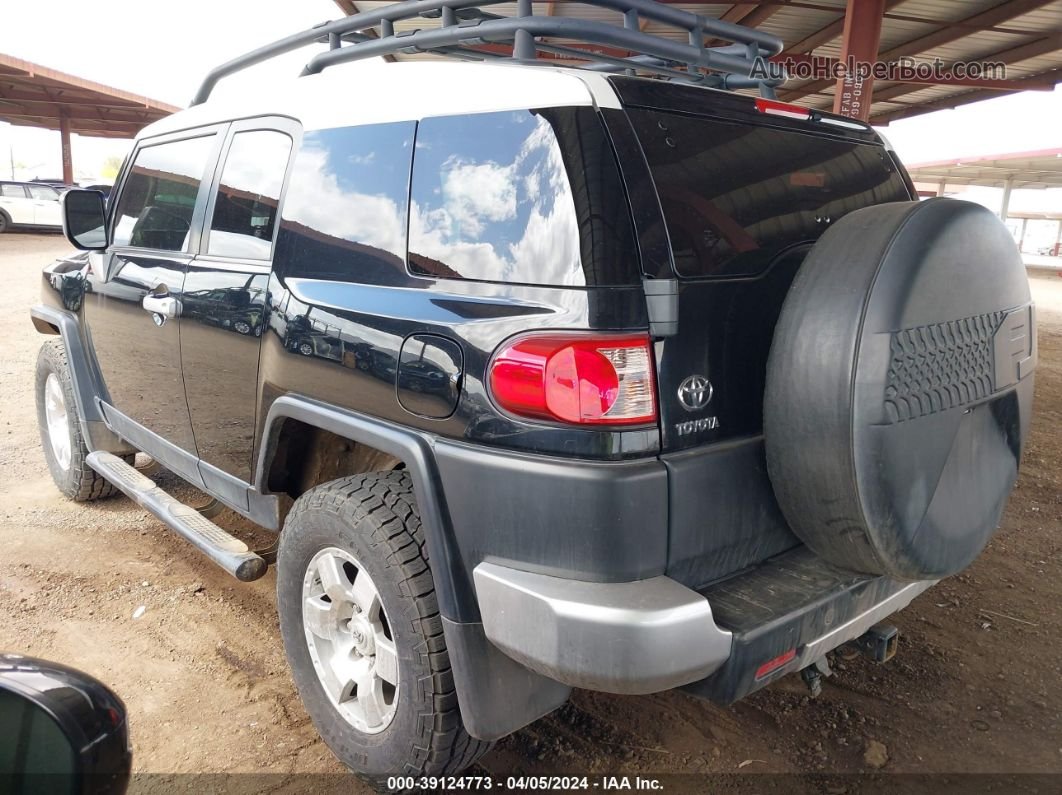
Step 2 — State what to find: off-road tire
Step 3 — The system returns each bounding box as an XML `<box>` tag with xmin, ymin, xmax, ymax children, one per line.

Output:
<box><xmin>277</xmin><ymin>472</ymin><xmax>492</xmax><ymax>783</ymax></box>
<box><xmin>0</xmin><ymin>211</ymin><xmax>10</xmax><ymax>234</ymax></box>
<box><xmin>35</xmin><ymin>339</ymin><xmax>129</xmax><ymax>501</ymax></box>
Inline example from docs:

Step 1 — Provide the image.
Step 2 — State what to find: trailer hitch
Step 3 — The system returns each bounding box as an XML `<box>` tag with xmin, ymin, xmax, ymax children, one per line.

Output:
<box><xmin>847</xmin><ymin>624</ymin><xmax>899</xmax><ymax>663</ymax></box>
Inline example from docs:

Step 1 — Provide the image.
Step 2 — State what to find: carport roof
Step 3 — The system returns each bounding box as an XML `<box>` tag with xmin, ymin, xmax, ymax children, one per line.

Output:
<box><xmin>0</xmin><ymin>53</ymin><xmax>179</xmax><ymax>139</ymax></box>
<box><xmin>906</xmin><ymin>147</ymin><xmax>1062</xmax><ymax>188</ymax></box>
<box><xmin>332</xmin><ymin>0</ymin><xmax>1062</xmax><ymax>125</ymax></box>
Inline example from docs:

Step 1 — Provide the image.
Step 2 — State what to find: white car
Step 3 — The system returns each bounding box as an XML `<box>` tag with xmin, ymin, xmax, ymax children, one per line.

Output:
<box><xmin>0</xmin><ymin>181</ymin><xmax>64</xmax><ymax>233</ymax></box>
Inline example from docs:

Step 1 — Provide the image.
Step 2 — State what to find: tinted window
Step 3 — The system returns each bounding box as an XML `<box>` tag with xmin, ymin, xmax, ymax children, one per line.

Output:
<box><xmin>0</xmin><ymin>184</ymin><xmax>26</xmax><ymax>198</ymax></box>
<box><xmin>275</xmin><ymin>122</ymin><xmax>414</xmax><ymax>285</ymax></box>
<box><xmin>208</xmin><ymin>130</ymin><xmax>292</xmax><ymax>259</ymax></box>
<box><xmin>409</xmin><ymin>108</ymin><xmax>638</xmax><ymax>286</ymax></box>
<box><xmin>627</xmin><ymin>110</ymin><xmax>911</xmax><ymax>278</ymax></box>
<box><xmin>28</xmin><ymin>185</ymin><xmax>59</xmax><ymax>201</ymax></box>
<box><xmin>112</xmin><ymin>135</ymin><xmax>215</xmax><ymax>252</ymax></box>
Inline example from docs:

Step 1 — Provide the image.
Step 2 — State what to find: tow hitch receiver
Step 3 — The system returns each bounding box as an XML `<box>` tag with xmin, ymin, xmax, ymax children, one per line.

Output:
<box><xmin>801</xmin><ymin>657</ymin><xmax>832</xmax><ymax>698</ymax></box>
<box><xmin>848</xmin><ymin>624</ymin><xmax>899</xmax><ymax>663</ymax></box>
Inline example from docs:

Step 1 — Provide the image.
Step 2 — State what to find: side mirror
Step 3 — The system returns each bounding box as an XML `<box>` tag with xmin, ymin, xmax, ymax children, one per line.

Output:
<box><xmin>62</xmin><ymin>190</ymin><xmax>108</xmax><ymax>251</ymax></box>
<box><xmin>0</xmin><ymin>654</ymin><xmax>130</xmax><ymax>795</ymax></box>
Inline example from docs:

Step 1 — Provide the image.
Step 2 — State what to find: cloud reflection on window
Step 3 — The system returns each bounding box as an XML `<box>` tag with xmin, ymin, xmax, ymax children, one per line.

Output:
<box><xmin>409</xmin><ymin>111</ymin><xmax>583</xmax><ymax>287</ymax></box>
<box><xmin>275</xmin><ymin>122</ymin><xmax>414</xmax><ymax>285</ymax></box>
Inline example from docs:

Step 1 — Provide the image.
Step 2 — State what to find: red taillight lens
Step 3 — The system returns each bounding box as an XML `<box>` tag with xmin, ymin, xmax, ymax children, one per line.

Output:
<box><xmin>754</xmin><ymin>648</ymin><xmax>797</xmax><ymax>680</ymax></box>
<box><xmin>489</xmin><ymin>334</ymin><xmax>657</xmax><ymax>426</ymax></box>
<box><xmin>755</xmin><ymin>98</ymin><xmax>811</xmax><ymax>120</ymax></box>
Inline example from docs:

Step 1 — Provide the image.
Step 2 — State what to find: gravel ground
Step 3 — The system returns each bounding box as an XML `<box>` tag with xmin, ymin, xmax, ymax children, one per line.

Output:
<box><xmin>1</xmin><ymin>232</ymin><xmax>1059</xmax><ymax>793</ymax></box>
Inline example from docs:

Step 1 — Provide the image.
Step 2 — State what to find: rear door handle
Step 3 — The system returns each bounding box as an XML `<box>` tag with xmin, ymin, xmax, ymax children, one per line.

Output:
<box><xmin>142</xmin><ymin>295</ymin><xmax>180</xmax><ymax>319</ymax></box>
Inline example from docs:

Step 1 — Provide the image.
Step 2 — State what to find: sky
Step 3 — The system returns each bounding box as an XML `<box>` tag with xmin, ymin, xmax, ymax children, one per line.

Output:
<box><xmin>1</xmin><ymin>0</ymin><xmax>1059</xmax><ymax>222</ymax></box>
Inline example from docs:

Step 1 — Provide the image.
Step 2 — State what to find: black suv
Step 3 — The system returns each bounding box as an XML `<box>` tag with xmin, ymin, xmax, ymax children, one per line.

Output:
<box><xmin>33</xmin><ymin>0</ymin><xmax>1036</xmax><ymax>782</ymax></box>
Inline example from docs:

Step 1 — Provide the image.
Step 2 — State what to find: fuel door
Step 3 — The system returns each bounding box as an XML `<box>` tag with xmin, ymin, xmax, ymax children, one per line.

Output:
<box><xmin>397</xmin><ymin>334</ymin><xmax>463</xmax><ymax>419</ymax></box>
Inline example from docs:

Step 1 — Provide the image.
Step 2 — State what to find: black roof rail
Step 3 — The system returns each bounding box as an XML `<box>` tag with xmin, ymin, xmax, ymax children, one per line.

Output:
<box><xmin>190</xmin><ymin>0</ymin><xmax>786</xmax><ymax>107</ymax></box>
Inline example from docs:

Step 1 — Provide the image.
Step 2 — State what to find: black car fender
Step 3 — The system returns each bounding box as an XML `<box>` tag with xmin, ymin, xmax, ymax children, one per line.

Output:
<box><xmin>254</xmin><ymin>394</ymin><xmax>568</xmax><ymax>740</ymax></box>
<box><xmin>30</xmin><ymin>304</ymin><xmax>132</xmax><ymax>455</ymax></box>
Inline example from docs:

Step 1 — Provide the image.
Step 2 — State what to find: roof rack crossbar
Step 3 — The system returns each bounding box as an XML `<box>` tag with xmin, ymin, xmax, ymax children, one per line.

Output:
<box><xmin>191</xmin><ymin>0</ymin><xmax>785</xmax><ymax>107</ymax></box>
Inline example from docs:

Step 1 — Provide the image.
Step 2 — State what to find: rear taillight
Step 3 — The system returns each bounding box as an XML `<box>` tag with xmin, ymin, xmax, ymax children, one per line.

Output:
<box><xmin>755</xmin><ymin>97</ymin><xmax>811</xmax><ymax>120</ymax></box>
<box><xmin>489</xmin><ymin>333</ymin><xmax>657</xmax><ymax>426</ymax></box>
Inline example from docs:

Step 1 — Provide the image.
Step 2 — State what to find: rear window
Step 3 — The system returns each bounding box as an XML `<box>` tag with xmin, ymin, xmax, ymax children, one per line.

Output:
<box><xmin>627</xmin><ymin>109</ymin><xmax>911</xmax><ymax>279</ymax></box>
<box><xmin>409</xmin><ymin>108</ymin><xmax>639</xmax><ymax>286</ymax></box>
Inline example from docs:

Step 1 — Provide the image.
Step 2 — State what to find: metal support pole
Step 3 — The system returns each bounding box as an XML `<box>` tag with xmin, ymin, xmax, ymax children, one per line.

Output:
<box><xmin>1019</xmin><ymin>218</ymin><xmax>1029</xmax><ymax>254</ymax></box>
<box><xmin>59</xmin><ymin>111</ymin><xmax>73</xmax><ymax>185</ymax></box>
<box><xmin>937</xmin><ymin>179</ymin><xmax>946</xmax><ymax>197</ymax></box>
<box><xmin>1000</xmin><ymin>178</ymin><xmax>1014</xmax><ymax>222</ymax></box>
<box><xmin>514</xmin><ymin>0</ymin><xmax>535</xmax><ymax>60</ymax></box>
<box><xmin>832</xmin><ymin>0</ymin><xmax>885</xmax><ymax>120</ymax></box>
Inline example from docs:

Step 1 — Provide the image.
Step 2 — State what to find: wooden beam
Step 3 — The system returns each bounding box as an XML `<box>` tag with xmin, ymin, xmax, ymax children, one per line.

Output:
<box><xmin>869</xmin><ymin>33</ymin><xmax>1062</xmax><ymax>104</ymax></box>
<box><xmin>833</xmin><ymin>0</ymin><xmax>886</xmax><ymax>119</ymax></box>
<box><xmin>877</xmin><ymin>0</ymin><xmax>1057</xmax><ymax>63</ymax></box>
<box><xmin>872</xmin><ymin>67</ymin><xmax>1062</xmax><ymax>124</ymax></box>
<box><xmin>0</xmin><ymin>88</ymin><xmax>156</xmax><ymax>110</ymax></box>
<box><xmin>59</xmin><ymin>111</ymin><xmax>73</xmax><ymax>184</ymax></box>
<box><xmin>783</xmin><ymin>0</ymin><xmax>906</xmax><ymax>56</ymax></box>
<box><xmin>0</xmin><ymin>53</ymin><xmax>177</xmax><ymax>113</ymax></box>
<box><xmin>779</xmin><ymin>52</ymin><xmax>1057</xmax><ymax>91</ymax></box>
<box><xmin>782</xmin><ymin>0</ymin><xmax>1057</xmax><ymax>102</ymax></box>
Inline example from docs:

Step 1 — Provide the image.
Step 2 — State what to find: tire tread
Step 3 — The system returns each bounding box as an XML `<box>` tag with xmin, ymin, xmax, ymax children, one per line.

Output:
<box><xmin>283</xmin><ymin>471</ymin><xmax>492</xmax><ymax>779</ymax></box>
<box><xmin>37</xmin><ymin>339</ymin><xmax>129</xmax><ymax>502</ymax></box>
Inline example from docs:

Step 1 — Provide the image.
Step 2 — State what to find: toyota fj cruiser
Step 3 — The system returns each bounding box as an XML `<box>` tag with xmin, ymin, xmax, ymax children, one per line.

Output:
<box><xmin>33</xmin><ymin>0</ymin><xmax>1036</xmax><ymax>782</ymax></box>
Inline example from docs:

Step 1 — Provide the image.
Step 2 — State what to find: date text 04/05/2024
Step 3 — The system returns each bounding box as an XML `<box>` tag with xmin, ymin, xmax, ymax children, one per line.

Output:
<box><xmin>385</xmin><ymin>775</ymin><xmax>665</xmax><ymax>791</ymax></box>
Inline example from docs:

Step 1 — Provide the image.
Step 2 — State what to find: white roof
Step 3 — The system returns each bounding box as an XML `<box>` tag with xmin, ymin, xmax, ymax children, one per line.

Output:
<box><xmin>140</xmin><ymin>59</ymin><xmax>621</xmax><ymax>140</ymax></box>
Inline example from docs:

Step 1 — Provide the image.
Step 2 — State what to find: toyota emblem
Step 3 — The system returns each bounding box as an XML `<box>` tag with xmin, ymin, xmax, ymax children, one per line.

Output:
<box><xmin>677</xmin><ymin>375</ymin><xmax>713</xmax><ymax>412</ymax></box>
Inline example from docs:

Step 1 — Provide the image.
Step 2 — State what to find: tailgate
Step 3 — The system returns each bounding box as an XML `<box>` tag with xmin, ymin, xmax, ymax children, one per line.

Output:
<box><xmin>607</xmin><ymin>78</ymin><xmax>914</xmax><ymax>587</ymax></box>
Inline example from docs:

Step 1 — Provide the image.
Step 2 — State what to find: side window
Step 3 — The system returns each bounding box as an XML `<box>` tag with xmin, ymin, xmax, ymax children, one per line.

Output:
<box><xmin>0</xmin><ymin>184</ymin><xmax>27</xmax><ymax>198</ymax></box>
<box><xmin>28</xmin><ymin>185</ymin><xmax>60</xmax><ymax>201</ymax></box>
<box><xmin>207</xmin><ymin>130</ymin><xmax>293</xmax><ymax>259</ymax></box>
<box><xmin>408</xmin><ymin>109</ymin><xmax>638</xmax><ymax>286</ymax></box>
<box><xmin>275</xmin><ymin>122</ymin><xmax>414</xmax><ymax>285</ymax></box>
<box><xmin>112</xmin><ymin>135</ymin><xmax>215</xmax><ymax>252</ymax></box>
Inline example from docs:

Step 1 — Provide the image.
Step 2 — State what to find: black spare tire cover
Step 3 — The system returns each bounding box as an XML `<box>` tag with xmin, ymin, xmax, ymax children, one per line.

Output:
<box><xmin>764</xmin><ymin>199</ymin><xmax>1036</xmax><ymax>581</ymax></box>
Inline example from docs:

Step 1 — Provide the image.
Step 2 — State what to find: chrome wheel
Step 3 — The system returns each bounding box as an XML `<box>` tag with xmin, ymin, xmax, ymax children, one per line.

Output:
<box><xmin>44</xmin><ymin>372</ymin><xmax>71</xmax><ymax>471</ymax></box>
<box><xmin>302</xmin><ymin>547</ymin><xmax>399</xmax><ymax>734</ymax></box>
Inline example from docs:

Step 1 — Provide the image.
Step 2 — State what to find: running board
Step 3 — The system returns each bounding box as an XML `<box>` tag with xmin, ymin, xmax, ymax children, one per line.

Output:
<box><xmin>86</xmin><ymin>451</ymin><xmax>268</xmax><ymax>582</ymax></box>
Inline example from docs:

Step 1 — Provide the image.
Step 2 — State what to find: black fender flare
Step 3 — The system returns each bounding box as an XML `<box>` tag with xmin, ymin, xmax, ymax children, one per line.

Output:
<box><xmin>254</xmin><ymin>394</ymin><xmax>471</xmax><ymax>621</ymax></box>
<box><xmin>30</xmin><ymin>305</ymin><xmax>130</xmax><ymax>455</ymax></box>
<box><xmin>254</xmin><ymin>395</ymin><xmax>569</xmax><ymax>740</ymax></box>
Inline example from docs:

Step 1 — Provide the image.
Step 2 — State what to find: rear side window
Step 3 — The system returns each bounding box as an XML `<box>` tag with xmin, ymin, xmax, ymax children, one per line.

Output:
<box><xmin>627</xmin><ymin>110</ymin><xmax>911</xmax><ymax>278</ymax></box>
<box><xmin>28</xmin><ymin>185</ymin><xmax>59</xmax><ymax>201</ymax></box>
<box><xmin>274</xmin><ymin>122</ymin><xmax>414</xmax><ymax>286</ymax></box>
<box><xmin>112</xmin><ymin>135</ymin><xmax>215</xmax><ymax>252</ymax></box>
<box><xmin>1</xmin><ymin>184</ymin><xmax>26</xmax><ymax>198</ymax></box>
<box><xmin>409</xmin><ymin>108</ymin><xmax>638</xmax><ymax>286</ymax></box>
<box><xmin>208</xmin><ymin>130</ymin><xmax>293</xmax><ymax>259</ymax></box>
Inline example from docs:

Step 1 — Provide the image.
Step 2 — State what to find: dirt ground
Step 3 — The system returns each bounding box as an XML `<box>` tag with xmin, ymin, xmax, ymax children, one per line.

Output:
<box><xmin>1</xmin><ymin>232</ymin><xmax>1059</xmax><ymax>792</ymax></box>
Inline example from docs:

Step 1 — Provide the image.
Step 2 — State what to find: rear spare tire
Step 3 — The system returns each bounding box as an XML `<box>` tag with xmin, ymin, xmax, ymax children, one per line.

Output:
<box><xmin>765</xmin><ymin>199</ymin><xmax>1036</xmax><ymax>581</ymax></box>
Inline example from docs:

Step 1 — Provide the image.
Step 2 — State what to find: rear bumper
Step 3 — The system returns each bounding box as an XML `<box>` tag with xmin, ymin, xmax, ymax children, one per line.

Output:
<box><xmin>473</xmin><ymin>562</ymin><xmax>733</xmax><ymax>694</ymax></box>
<box><xmin>474</xmin><ymin>549</ymin><xmax>935</xmax><ymax>699</ymax></box>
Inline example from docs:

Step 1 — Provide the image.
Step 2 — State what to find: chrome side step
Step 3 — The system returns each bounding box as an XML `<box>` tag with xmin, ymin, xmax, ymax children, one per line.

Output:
<box><xmin>86</xmin><ymin>451</ymin><xmax>268</xmax><ymax>582</ymax></box>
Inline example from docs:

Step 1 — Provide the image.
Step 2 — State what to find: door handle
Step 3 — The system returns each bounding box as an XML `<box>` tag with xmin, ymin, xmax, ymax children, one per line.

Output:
<box><xmin>142</xmin><ymin>295</ymin><xmax>180</xmax><ymax>319</ymax></box>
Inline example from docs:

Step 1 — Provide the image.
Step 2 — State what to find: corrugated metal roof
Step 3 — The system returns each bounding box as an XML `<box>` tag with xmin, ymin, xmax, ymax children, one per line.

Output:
<box><xmin>333</xmin><ymin>0</ymin><xmax>1062</xmax><ymax>124</ymax></box>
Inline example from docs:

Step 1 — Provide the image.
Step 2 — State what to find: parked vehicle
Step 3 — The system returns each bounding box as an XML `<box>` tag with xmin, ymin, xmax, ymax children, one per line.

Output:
<box><xmin>81</xmin><ymin>183</ymin><xmax>114</xmax><ymax>199</ymax></box>
<box><xmin>0</xmin><ymin>654</ymin><xmax>131</xmax><ymax>795</ymax></box>
<box><xmin>0</xmin><ymin>181</ymin><xmax>63</xmax><ymax>232</ymax></box>
<box><xmin>30</xmin><ymin>178</ymin><xmax>78</xmax><ymax>193</ymax></box>
<box><xmin>32</xmin><ymin>0</ymin><xmax>1036</xmax><ymax>785</ymax></box>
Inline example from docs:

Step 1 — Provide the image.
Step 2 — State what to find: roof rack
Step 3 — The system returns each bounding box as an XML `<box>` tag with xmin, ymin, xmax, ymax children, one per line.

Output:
<box><xmin>190</xmin><ymin>0</ymin><xmax>786</xmax><ymax>107</ymax></box>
